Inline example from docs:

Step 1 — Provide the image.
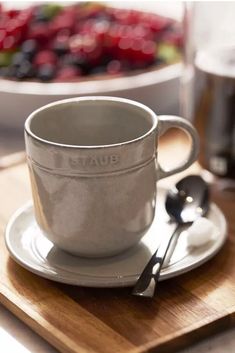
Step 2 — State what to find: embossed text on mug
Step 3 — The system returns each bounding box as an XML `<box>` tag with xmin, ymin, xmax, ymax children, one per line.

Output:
<box><xmin>69</xmin><ymin>155</ymin><xmax>120</xmax><ymax>168</ymax></box>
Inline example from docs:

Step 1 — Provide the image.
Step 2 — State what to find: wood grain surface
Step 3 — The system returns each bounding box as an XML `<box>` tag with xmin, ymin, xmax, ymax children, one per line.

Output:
<box><xmin>0</xmin><ymin>135</ymin><xmax>235</xmax><ymax>353</ymax></box>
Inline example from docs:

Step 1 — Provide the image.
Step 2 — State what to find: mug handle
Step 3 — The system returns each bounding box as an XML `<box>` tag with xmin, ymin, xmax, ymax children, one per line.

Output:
<box><xmin>157</xmin><ymin>115</ymin><xmax>199</xmax><ymax>180</ymax></box>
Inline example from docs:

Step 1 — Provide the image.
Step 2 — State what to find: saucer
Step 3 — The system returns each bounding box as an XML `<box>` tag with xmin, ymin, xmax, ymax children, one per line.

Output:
<box><xmin>5</xmin><ymin>187</ymin><xmax>227</xmax><ymax>287</ymax></box>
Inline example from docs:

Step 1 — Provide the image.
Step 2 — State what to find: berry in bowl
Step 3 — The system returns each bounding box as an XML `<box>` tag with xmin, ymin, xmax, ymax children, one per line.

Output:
<box><xmin>0</xmin><ymin>2</ymin><xmax>183</xmax><ymax>129</ymax></box>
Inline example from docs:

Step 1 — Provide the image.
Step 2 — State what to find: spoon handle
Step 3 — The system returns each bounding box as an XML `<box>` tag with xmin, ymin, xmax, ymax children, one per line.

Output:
<box><xmin>132</xmin><ymin>224</ymin><xmax>182</xmax><ymax>298</ymax></box>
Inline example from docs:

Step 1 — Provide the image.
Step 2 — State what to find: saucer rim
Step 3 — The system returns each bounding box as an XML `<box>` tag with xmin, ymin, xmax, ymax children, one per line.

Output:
<box><xmin>5</xmin><ymin>199</ymin><xmax>227</xmax><ymax>287</ymax></box>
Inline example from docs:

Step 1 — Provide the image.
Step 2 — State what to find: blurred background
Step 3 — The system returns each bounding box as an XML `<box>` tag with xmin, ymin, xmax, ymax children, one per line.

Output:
<box><xmin>0</xmin><ymin>1</ymin><xmax>183</xmax><ymax>156</ymax></box>
<box><xmin>0</xmin><ymin>1</ymin><xmax>234</xmax><ymax>181</ymax></box>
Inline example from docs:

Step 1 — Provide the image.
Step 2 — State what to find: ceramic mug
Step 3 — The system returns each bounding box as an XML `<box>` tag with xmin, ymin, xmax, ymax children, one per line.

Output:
<box><xmin>25</xmin><ymin>96</ymin><xmax>199</xmax><ymax>257</ymax></box>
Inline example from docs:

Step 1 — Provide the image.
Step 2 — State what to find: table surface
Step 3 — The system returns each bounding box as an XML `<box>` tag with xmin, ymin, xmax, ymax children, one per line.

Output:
<box><xmin>1</xmin><ymin>128</ymin><xmax>235</xmax><ymax>353</ymax></box>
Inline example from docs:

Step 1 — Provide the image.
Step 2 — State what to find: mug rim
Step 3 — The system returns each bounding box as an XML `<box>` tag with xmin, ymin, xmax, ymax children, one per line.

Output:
<box><xmin>24</xmin><ymin>96</ymin><xmax>158</xmax><ymax>149</ymax></box>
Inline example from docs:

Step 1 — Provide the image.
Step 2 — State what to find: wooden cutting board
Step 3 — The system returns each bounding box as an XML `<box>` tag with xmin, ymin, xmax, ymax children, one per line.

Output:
<box><xmin>1</xmin><ymin>159</ymin><xmax>235</xmax><ymax>353</ymax></box>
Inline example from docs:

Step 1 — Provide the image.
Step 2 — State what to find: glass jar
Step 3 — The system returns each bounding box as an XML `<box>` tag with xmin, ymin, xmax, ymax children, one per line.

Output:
<box><xmin>181</xmin><ymin>2</ymin><xmax>235</xmax><ymax>180</ymax></box>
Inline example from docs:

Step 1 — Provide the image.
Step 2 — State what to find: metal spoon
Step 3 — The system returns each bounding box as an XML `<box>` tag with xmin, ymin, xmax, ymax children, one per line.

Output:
<box><xmin>132</xmin><ymin>175</ymin><xmax>209</xmax><ymax>298</ymax></box>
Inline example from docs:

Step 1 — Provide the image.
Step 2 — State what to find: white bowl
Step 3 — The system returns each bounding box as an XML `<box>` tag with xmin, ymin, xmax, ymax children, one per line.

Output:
<box><xmin>0</xmin><ymin>63</ymin><xmax>182</xmax><ymax>131</ymax></box>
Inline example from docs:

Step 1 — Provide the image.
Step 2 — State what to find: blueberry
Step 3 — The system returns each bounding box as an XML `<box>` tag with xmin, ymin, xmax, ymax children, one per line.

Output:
<box><xmin>37</xmin><ymin>63</ymin><xmax>56</xmax><ymax>81</ymax></box>
<box><xmin>11</xmin><ymin>52</ymin><xmax>28</xmax><ymax>67</ymax></box>
<box><xmin>0</xmin><ymin>67</ymin><xmax>7</xmax><ymax>77</ymax></box>
<box><xmin>94</xmin><ymin>13</ymin><xmax>111</xmax><ymax>21</ymax></box>
<box><xmin>89</xmin><ymin>66</ymin><xmax>106</xmax><ymax>75</ymax></box>
<box><xmin>60</xmin><ymin>54</ymin><xmax>76</xmax><ymax>66</ymax></box>
<box><xmin>154</xmin><ymin>58</ymin><xmax>165</xmax><ymax>66</ymax></box>
<box><xmin>53</xmin><ymin>41</ymin><xmax>69</xmax><ymax>56</ymax></box>
<box><xmin>15</xmin><ymin>61</ymin><xmax>35</xmax><ymax>80</ymax></box>
<box><xmin>0</xmin><ymin>60</ymin><xmax>35</xmax><ymax>79</ymax></box>
<box><xmin>117</xmin><ymin>60</ymin><xmax>130</xmax><ymax>72</ymax></box>
<box><xmin>75</xmin><ymin>55</ymin><xmax>87</xmax><ymax>69</ymax></box>
<box><xmin>21</xmin><ymin>40</ymin><xmax>39</xmax><ymax>59</ymax></box>
<box><xmin>100</xmin><ymin>55</ymin><xmax>113</xmax><ymax>66</ymax></box>
<box><xmin>0</xmin><ymin>65</ymin><xmax>19</xmax><ymax>79</ymax></box>
<box><xmin>33</xmin><ymin>6</ymin><xmax>49</xmax><ymax>22</ymax></box>
<box><xmin>133</xmin><ymin>61</ymin><xmax>150</xmax><ymax>70</ymax></box>
<box><xmin>61</xmin><ymin>53</ymin><xmax>88</xmax><ymax>72</ymax></box>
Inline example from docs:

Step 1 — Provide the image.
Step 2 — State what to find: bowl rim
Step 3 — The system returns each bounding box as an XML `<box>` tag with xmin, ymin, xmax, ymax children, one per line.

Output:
<box><xmin>0</xmin><ymin>63</ymin><xmax>182</xmax><ymax>96</ymax></box>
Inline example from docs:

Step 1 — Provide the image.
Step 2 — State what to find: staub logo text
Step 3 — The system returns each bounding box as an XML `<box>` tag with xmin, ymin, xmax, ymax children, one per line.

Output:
<box><xmin>69</xmin><ymin>155</ymin><xmax>120</xmax><ymax>168</ymax></box>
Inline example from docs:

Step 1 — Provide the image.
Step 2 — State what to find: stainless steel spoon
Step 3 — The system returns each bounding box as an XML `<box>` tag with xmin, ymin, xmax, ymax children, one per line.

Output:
<box><xmin>132</xmin><ymin>175</ymin><xmax>209</xmax><ymax>298</ymax></box>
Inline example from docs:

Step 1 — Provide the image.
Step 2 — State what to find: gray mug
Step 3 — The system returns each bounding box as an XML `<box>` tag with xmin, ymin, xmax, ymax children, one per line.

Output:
<box><xmin>25</xmin><ymin>96</ymin><xmax>199</xmax><ymax>257</ymax></box>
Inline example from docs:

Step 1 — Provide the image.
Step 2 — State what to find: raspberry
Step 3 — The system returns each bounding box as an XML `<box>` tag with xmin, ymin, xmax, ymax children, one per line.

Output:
<box><xmin>104</xmin><ymin>24</ymin><xmax>122</xmax><ymax>56</ymax></box>
<box><xmin>6</xmin><ymin>10</ymin><xmax>20</xmax><ymax>19</ymax></box>
<box><xmin>49</xmin><ymin>10</ymin><xmax>75</xmax><ymax>35</ymax></box>
<box><xmin>3</xmin><ymin>36</ymin><xmax>17</xmax><ymax>50</ymax></box>
<box><xmin>55</xmin><ymin>66</ymin><xmax>81</xmax><ymax>81</ymax></box>
<box><xmin>0</xmin><ymin>29</ymin><xmax>6</xmax><ymax>50</ymax></box>
<box><xmin>17</xmin><ymin>8</ymin><xmax>34</xmax><ymax>24</ymax></box>
<box><xmin>132</xmin><ymin>25</ymin><xmax>153</xmax><ymax>40</ymax></box>
<box><xmin>27</xmin><ymin>23</ymin><xmax>49</xmax><ymax>43</ymax></box>
<box><xmin>0</xmin><ymin>13</ymin><xmax>10</xmax><ymax>30</ymax></box>
<box><xmin>82</xmin><ymin>34</ymin><xmax>102</xmax><ymax>65</ymax></box>
<box><xmin>106</xmin><ymin>59</ymin><xmax>122</xmax><ymax>74</ymax></box>
<box><xmin>141</xmin><ymin>40</ymin><xmax>156</xmax><ymax>63</ymax></box>
<box><xmin>117</xmin><ymin>37</ymin><xmax>133</xmax><ymax>60</ymax></box>
<box><xmin>5</xmin><ymin>21</ymin><xmax>23</xmax><ymax>45</ymax></box>
<box><xmin>91</xmin><ymin>20</ymin><xmax>110</xmax><ymax>41</ymax></box>
<box><xmin>69</xmin><ymin>34</ymin><xmax>83</xmax><ymax>55</ymax></box>
<box><xmin>141</xmin><ymin>13</ymin><xmax>172</xmax><ymax>33</ymax></box>
<box><xmin>111</xmin><ymin>9</ymin><xmax>140</xmax><ymax>25</ymax></box>
<box><xmin>162</xmin><ymin>30</ymin><xmax>183</xmax><ymax>47</ymax></box>
<box><xmin>69</xmin><ymin>33</ymin><xmax>102</xmax><ymax>65</ymax></box>
<box><xmin>34</xmin><ymin>50</ymin><xmax>57</xmax><ymax>66</ymax></box>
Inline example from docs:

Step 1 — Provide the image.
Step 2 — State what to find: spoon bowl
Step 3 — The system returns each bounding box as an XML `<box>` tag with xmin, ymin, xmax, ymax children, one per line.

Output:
<box><xmin>166</xmin><ymin>175</ymin><xmax>210</xmax><ymax>224</ymax></box>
